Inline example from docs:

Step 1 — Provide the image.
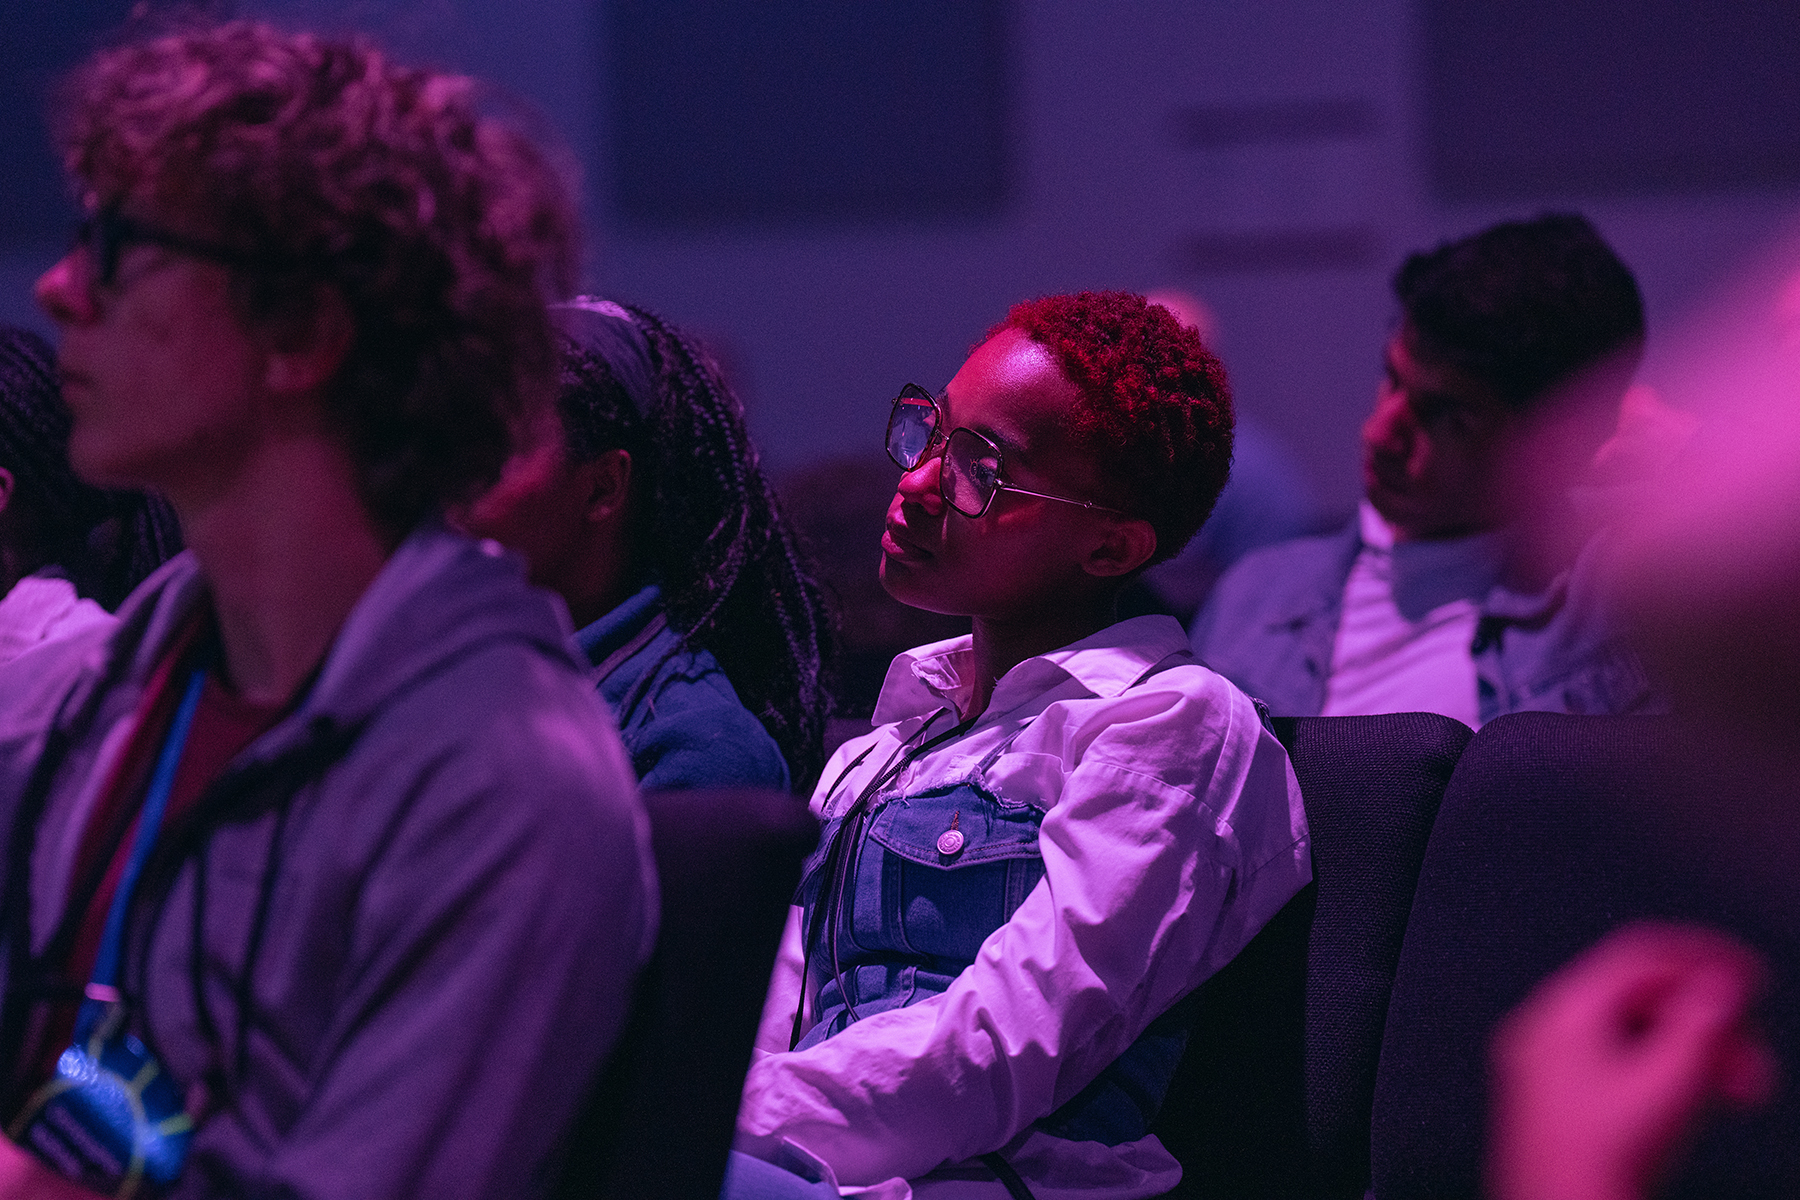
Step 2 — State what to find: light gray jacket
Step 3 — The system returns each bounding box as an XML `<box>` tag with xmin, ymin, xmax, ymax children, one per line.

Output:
<box><xmin>1192</xmin><ymin>519</ymin><xmax>1659</xmax><ymax>722</ymax></box>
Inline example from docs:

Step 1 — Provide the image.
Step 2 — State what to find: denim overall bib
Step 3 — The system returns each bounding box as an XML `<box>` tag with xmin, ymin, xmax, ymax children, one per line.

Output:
<box><xmin>795</xmin><ymin>719</ymin><xmax>1192</xmax><ymax>1147</ymax></box>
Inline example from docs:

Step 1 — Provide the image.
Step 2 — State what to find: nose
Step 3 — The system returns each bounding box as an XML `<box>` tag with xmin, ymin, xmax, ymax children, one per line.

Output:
<box><xmin>894</xmin><ymin>449</ymin><xmax>945</xmax><ymax>515</ymax></box>
<box><xmin>35</xmin><ymin>253</ymin><xmax>96</xmax><ymax>327</ymax></box>
<box><xmin>1362</xmin><ymin>381</ymin><xmax>1414</xmax><ymax>461</ymax></box>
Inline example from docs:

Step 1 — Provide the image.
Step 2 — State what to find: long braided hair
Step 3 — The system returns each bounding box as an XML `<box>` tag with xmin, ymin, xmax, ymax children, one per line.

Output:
<box><xmin>0</xmin><ymin>325</ymin><xmax>182</xmax><ymax>609</ymax></box>
<box><xmin>555</xmin><ymin>301</ymin><xmax>835</xmax><ymax>788</ymax></box>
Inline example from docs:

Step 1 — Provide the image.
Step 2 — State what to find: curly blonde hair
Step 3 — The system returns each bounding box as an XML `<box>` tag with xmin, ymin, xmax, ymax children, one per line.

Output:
<box><xmin>55</xmin><ymin>19</ymin><xmax>580</xmax><ymax>535</ymax></box>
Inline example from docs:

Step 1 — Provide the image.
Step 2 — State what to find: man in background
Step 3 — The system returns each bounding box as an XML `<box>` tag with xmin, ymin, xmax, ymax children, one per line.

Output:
<box><xmin>1194</xmin><ymin>213</ymin><xmax>1658</xmax><ymax>725</ymax></box>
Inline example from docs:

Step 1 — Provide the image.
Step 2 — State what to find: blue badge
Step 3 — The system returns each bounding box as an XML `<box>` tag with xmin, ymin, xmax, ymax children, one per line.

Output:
<box><xmin>10</xmin><ymin>1002</ymin><xmax>194</xmax><ymax>1197</ymax></box>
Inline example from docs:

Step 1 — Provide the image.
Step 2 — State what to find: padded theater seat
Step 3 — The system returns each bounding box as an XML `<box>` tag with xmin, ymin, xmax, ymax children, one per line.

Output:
<box><xmin>553</xmin><ymin>788</ymin><xmax>820</xmax><ymax>1200</ymax></box>
<box><xmin>1156</xmin><ymin>712</ymin><xmax>1472</xmax><ymax>1200</ymax></box>
<box><xmin>1371</xmin><ymin>713</ymin><xmax>1800</xmax><ymax>1200</ymax></box>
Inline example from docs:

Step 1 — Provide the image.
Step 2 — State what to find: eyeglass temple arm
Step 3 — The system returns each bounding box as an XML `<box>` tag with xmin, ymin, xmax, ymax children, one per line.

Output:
<box><xmin>994</xmin><ymin>482</ymin><xmax>1125</xmax><ymax>514</ymax></box>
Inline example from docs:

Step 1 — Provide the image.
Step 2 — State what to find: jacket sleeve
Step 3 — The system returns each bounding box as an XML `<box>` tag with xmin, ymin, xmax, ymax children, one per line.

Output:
<box><xmin>734</xmin><ymin>679</ymin><xmax>1310</xmax><ymax>1185</ymax></box>
<box><xmin>168</xmin><ymin>692</ymin><xmax>656</xmax><ymax>1200</ymax></box>
<box><xmin>1189</xmin><ymin>527</ymin><xmax>1355</xmax><ymax>719</ymax></box>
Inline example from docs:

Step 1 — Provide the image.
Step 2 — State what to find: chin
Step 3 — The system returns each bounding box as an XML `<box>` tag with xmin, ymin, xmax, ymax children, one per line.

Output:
<box><xmin>878</xmin><ymin>553</ymin><xmax>961</xmax><ymax>616</ymax></box>
<box><xmin>67</xmin><ymin>444</ymin><xmax>147</xmax><ymax>492</ymax></box>
<box><xmin>1366</xmin><ymin>487</ymin><xmax>1430</xmax><ymax>532</ymax></box>
<box><xmin>878</xmin><ymin>551</ymin><xmax>923</xmax><ymax>604</ymax></box>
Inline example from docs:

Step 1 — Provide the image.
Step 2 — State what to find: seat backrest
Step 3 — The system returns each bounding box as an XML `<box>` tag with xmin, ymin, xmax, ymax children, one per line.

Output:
<box><xmin>553</xmin><ymin>787</ymin><xmax>818</xmax><ymax>1200</ymax></box>
<box><xmin>1371</xmin><ymin>713</ymin><xmax>1800</xmax><ymax>1200</ymax></box>
<box><xmin>1156</xmin><ymin>712</ymin><xmax>1471</xmax><ymax>1200</ymax></box>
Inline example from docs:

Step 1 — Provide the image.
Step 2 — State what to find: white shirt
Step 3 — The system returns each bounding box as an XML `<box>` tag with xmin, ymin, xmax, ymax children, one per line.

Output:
<box><xmin>1320</xmin><ymin>503</ymin><xmax>1504</xmax><ymax>727</ymax></box>
<box><xmin>0</xmin><ymin>573</ymin><xmax>111</xmax><ymax>670</ymax></box>
<box><xmin>737</xmin><ymin>615</ymin><xmax>1311</xmax><ymax>1199</ymax></box>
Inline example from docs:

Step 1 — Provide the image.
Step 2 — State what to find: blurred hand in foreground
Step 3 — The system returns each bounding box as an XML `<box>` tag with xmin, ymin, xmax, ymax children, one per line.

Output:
<box><xmin>1488</xmin><ymin>922</ymin><xmax>1778</xmax><ymax>1200</ymax></box>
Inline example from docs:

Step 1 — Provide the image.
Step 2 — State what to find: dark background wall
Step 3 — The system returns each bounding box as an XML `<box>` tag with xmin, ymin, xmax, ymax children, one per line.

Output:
<box><xmin>3</xmin><ymin>0</ymin><xmax>1797</xmax><ymax>513</ymax></box>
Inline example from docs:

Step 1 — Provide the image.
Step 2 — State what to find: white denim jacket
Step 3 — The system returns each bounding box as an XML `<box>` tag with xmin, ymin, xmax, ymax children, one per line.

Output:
<box><xmin>738</xmin><ymin>615</ymin><xmax>1311</xmax><ymax>1199</ymax></box>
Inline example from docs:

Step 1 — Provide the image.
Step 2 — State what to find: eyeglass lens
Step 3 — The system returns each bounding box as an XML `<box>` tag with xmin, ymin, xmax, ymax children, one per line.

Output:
<box><xmin>886</xmin><ymin>387</ymin><xmax>939</xmax><ymax>469</ymax></box>
<box><xmin>944</xmin><ymin>428</ymin><xmax>1003</xmax><ymax>517</ymax></box>
<box><xmin>886</xmin><ymin>387</ymin><xmax>1010</xmax><ymax>517</ymax></box>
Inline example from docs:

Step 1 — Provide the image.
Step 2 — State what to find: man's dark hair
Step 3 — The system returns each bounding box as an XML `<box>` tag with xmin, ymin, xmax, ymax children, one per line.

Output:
<box><xmin>54</xmin><ymin>20</ymin><xmax>579</xmax><ymax>538</ymax></box>
<box><xmin>556</xmin><ymin>303</ymin><xmax>836</xmax><ymax>789</ymax></box>
<box><xmin>1394</xmin><ymin>213</ymin><xmax>1645</xmax><ymax>410</ymax></box>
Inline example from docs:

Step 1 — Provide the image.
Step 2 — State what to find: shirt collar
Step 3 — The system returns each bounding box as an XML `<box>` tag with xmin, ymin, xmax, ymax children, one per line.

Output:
<box><xmin>1357</xmin><ymin>500</ymin><xmax>1582</xmax><ymax>624</ymax></box>
<box><xmin>1358</xmin><ymin>500</ymin><xmax>1509</xmax><ymax>617</ymax></box>
<box><xmin>871</xmin><ymin>615</ymin><xmax>1192</xmax><ymax>725</ymax></box>
<box><xmin>1356</xmin><ymin>498</ymin><xmax>1397</xmax><ymax>550</ymax></box>
<box><xmin>573</xmin><ymin>580</ymin><xmax>663</xmax><ymax>665</ymax></box>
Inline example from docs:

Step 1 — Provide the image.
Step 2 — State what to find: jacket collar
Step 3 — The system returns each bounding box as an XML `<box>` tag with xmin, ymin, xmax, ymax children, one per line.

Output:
<box><xmin>1351</xmin><ymin>502</ymin><xmax>1567</xmax><ymax>625</ymax></box>
<box><xmin>872</xmin><ymin>614</ymin><xmax>1193</xmax><ymax>725</ymax></box>
<box><xmin>573</xmin><ymin>580</ymin><xmax>663</xmax><ymax>667</ymax></box>
<box><xmin>1360</xmin><ymin>503</ymin><xmax>1510</xmax><ymax>619</ymax></box>
<box><xmin>1261</xmin><ymin>520</ymin><xmax>1362</xmax><ymax>631</ymax></box>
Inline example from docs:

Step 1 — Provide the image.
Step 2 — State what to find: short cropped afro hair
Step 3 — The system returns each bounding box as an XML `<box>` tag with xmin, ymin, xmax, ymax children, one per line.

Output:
<box><xmin>994</xmin><ymin>290</ymin><xmax>1233</xmax><ymax>566</ymax></box>
<box><xmin>1395</xmin><ymin>213</ymin><xmax>1645</xmax><ymax>411</ymax></box>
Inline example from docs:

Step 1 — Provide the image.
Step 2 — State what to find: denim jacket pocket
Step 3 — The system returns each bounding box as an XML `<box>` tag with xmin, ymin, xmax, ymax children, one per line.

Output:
<box><xmin>863</xmin><ymin>781</ymin><xmax>1047</xmax><ymax>965</ymax></box>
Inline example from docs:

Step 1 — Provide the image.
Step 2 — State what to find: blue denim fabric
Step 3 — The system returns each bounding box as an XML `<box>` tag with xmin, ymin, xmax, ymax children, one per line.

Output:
<box><xmin>1192</xmin><ymin>519</ymin><xmax>1662</xmax><ymax>721</ymax></box>
<box><xmin>798</xmin><ymin>778</ymin><xmax>1047</xmax><ymax>1045</ymax></box>
<box><xmin>719</xmin><ymin>1150</ymin><xmax>842</xmax><ymax>1200</ymax></box>
<box><xmin>796</xmin><ymin>755</ymin><xmax>1186</xmax><ymax>1146</ymax></box>
<box><xmin>576</xmin><ymin>582</ymin><xmax>791</xmax><ymax>792</ymax></box>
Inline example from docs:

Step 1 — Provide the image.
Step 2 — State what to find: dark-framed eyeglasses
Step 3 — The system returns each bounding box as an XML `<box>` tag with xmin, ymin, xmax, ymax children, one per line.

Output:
<box><xmin>885</xmin><ymin>383</ymin><xmax>1127</xmax><ymax>519</ymax></box>
<box><xmin>71</xmin><ymin>209</ymin><xmax>270</xmax><ymax>288</ymax></box>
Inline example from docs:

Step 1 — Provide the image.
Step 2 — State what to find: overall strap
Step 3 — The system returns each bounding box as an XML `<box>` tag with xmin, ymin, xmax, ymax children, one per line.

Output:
<box><xmin>979</xmin><ymin>1152</ymin><xmax>1037</xmax><ymax>1200</ymax></box>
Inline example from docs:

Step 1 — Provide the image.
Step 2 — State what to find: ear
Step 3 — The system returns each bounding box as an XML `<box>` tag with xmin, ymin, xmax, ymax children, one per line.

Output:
<box><xmin>1080</xmin><ymin>515</ymin><xmax>1158</xmax><ymax>579</ymax></box>
<box><xmin>262</xmin><ymin>284</ymin><xmax>355</xmax><ymax>396</ymax></box>
<box><xmin>576</xmin><ymin>448</ymin><xmax>633</xmax><ymax>524</ymax></box>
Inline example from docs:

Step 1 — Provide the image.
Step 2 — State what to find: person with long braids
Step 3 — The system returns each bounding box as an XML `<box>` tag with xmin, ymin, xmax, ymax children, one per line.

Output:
<box><xmin>459</xmin><ymin>298</ymin><xmax>835</xmax><ymax>791</ymax></box>
<box><xmin>0</xmin><ymin>324</ymin><xmax>180</xmax><ymax>665</ymax></box>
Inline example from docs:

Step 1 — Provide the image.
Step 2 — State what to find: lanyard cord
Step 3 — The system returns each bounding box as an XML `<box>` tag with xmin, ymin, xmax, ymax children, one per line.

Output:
<box><xmin>81</xmin><ymin>666</ymin><xmax>206</xmax><ymax>1019</ymax></box>
<box><xmin>791</xmin><ymin>706</ymin><xmax>977</xmax><ymax>1048</ymax></box>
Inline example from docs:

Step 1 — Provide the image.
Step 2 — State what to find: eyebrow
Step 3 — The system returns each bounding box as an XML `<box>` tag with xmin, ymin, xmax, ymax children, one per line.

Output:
<box><xmin>974</xmin><ymin>423</ymin><xmax>1027</xmax><ymax>459</ymax></box>
<box><xmin>1384</xmin><ymin>350</ymin><xmax>1472</xmax><ymax>415</ymax></box>
<box><xmin>966</xmin><ymin>415</ymin><xmax>1029</xmax><ymax>462</ymax></box>
<box><xmin>937</xmin><ymin>389</ymin><xmax>1027</xmax><ymax>458</ymax></box>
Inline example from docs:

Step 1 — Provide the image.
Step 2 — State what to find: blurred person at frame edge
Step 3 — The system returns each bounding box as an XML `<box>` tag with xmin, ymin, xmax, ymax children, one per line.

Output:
<box><xmin>0</xmin><ymin>19</ymin><xmax>651</xmax><ymax>1200</ymax></box>
<box><xmin>1488</xmin><ymin>234</ymin><xmax>1800</xmax><ymax>1200</ymax></box>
